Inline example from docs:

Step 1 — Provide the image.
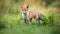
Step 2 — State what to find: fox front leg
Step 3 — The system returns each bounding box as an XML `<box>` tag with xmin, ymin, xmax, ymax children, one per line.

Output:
<box><xmin>24</xmin><ymin>18</ymin><xmax>30</xmax><ymax>24</ymax></box>
<box><xmin>24</xmin><ymin>19</ymin><xmax>27</xmax><ymax>24</ymax></box>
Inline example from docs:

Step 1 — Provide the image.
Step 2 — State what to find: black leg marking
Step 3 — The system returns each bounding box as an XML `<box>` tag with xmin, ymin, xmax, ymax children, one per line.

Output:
<box><xmin>30</xmin><ymin>18</ymin><xmax>32</xmax><ymax>22</ymax></box>
<box><xmin>24</xmin><ymin>19</ymin><xmax>27</xmax><ymax>24</ymax></box>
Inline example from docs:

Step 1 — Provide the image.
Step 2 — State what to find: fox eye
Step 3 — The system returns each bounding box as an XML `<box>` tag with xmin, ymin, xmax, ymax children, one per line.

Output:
<box><xmin>25</xmin><ymin>9</ymin><xmax>27</xmax><ymax>11</ymax></box>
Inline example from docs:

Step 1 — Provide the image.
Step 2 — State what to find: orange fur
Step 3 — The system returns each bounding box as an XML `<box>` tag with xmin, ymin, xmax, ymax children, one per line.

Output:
<box><xmin>21</xmin><ymin>5</ymin><xmax>42</xmax><ymax>24</ymax></box>
<box><xmin>28</xmin><ymin>10</ymin><xmax>37</xmax><ymax>19</ymax></box>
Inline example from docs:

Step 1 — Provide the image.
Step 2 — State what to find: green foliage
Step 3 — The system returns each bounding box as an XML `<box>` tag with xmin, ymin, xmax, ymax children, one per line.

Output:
<box><xmin>40</xmin><ymin>0</ymin><xmax>56</xmax><ymax>8</ymax></box>
<box><xmin>47</xmin><ymin>12</ymin><xmax>54</xmax><ymax>25</ymax></box>
<box><xmin>0</xmin><ymin>20</ymin><xmax>5</xmax><ymax>30</ymax></box>
<box><xmin>14</xmin><ymin>0</ymin><xmax>23</xmax><ymax>3</ymax></box>
<box><xmin>0</xmin><ymin>0</ymin><xmax>60</xmax><ymax>34</ymax></box>
<box><xmin>0</xmin><ymin>12</ymin><xmax>60</xmax><ymax>34</ymax></box>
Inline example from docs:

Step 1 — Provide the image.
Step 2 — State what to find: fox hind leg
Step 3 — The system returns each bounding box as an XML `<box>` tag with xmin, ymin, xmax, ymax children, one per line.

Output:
<box><xmin>30</xmin><ymin>18</ymin><xmax>32</xmax><ymax>22</ymax></box>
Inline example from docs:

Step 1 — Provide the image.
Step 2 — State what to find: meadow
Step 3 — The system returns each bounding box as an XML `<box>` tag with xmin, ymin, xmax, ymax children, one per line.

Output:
<box><xmin>0</xmin><ymin>0</ymin><xmax>60</xmax><ymax>34</ymax></box>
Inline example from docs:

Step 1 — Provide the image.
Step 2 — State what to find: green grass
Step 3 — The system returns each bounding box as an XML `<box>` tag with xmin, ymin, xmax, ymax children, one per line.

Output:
<box><xmin>0</xmin><ymin>13</ymin><xmax>60</xmax><ymax>34</ymax></box>
<box><xmin>0</xmin><ymin>0</ymin><xmax>60</xmax><ymax>34</ymax></box>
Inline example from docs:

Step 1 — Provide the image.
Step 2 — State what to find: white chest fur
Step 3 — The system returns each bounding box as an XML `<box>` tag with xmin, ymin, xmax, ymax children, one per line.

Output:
<box><xmin>22</xmin><ymin>11</ymin><xmax>29</xmax><ymax>19</ymax></box>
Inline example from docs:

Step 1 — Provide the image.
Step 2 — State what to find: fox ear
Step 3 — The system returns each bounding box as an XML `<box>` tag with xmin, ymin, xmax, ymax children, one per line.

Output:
<box><xmin>26</xmin><ymin>5</ymin><xmax>29</xmax><ymax>8</ymax></box>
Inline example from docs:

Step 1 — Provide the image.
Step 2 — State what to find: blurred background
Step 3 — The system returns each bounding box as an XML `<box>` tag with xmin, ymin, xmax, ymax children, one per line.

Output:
<box><xmin>0</xmin><ymin>0</ymin><xmax>60</xmax><ymax>34</ymax></box>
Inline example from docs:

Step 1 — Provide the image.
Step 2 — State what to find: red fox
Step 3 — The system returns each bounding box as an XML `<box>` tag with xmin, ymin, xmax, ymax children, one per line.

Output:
<box><xmin>21</xmin><ymin>5</ymin><xmax>46</xmax><ymax>24</ymax></box>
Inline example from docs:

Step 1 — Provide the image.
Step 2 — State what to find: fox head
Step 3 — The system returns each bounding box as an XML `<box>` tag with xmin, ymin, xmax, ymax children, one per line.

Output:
<box><xmin>21</xmin><ymin>5</ymin><xmax>29</xmax><ymax>12</ymax></box>
<box><xmin>21</xmin><ymin>5</ymin><xmax>29</xmax><ymax>19</ymax></box>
